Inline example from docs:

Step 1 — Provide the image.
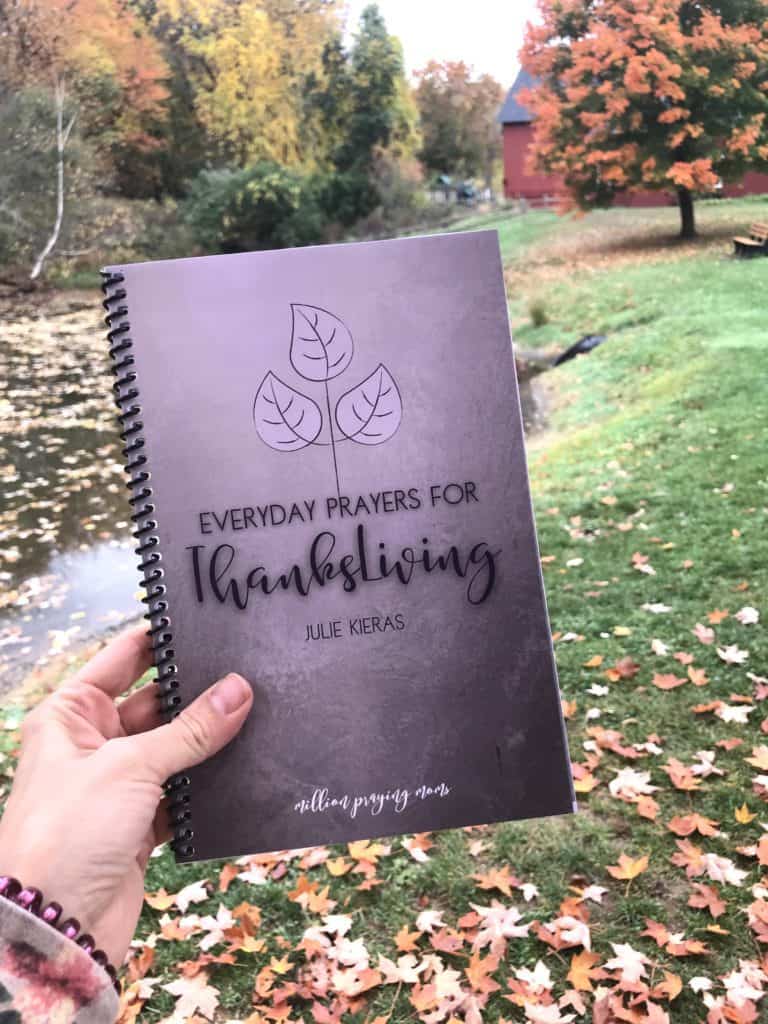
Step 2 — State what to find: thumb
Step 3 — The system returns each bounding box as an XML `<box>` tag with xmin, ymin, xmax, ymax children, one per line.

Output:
<box><xmin>135</xmin><ymin>672</ymin><xmax>253</xmax><ymax>782</ymax></box>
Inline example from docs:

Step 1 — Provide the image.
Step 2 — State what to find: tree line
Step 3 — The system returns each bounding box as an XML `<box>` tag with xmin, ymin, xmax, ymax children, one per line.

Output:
<box><xmin>0</xmin><ymin>0</ymin><xmax>504</xmax><ymax>278</ymax></box>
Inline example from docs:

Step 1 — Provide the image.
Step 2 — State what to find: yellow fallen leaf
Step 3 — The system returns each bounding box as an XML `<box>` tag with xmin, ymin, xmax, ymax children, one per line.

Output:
<box><xmin>269</xmin><ymin>955</ymin><xmax>293</xmax><ymax>975</ymax></box>
<box><xmin>143</xmin><ymin>888</ymin><xmax>175</xmax><ymax>911</ymax></box>
<box><xmin>745</xmin><ymin>746</ymin><xmax>768</xmax><ymax>770</ymax></box>
<box><xmin>735</xmin><ymin>803</ymin><xmax>756</xmax><ymax>824</ymax></box>
<box><xmin>606</xmin><ymin>852</ymin><xmax>649</xmax><ymax>880</ymax></box>
<box><xmin>326</xmin><ymin>857</ymin><xmax>353</xmax><ymax>876</ymax></box>
<box><xmin>573</xmin><ymin>772</ymin><xmax>599</xmax><ymax>794</ymax></box>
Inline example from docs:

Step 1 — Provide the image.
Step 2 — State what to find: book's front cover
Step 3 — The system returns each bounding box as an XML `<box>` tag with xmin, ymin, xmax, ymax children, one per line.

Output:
<box><xmin>108</xmin><ymin>229</ymin><xmax>576</xmax><ymax>862</ymax></box>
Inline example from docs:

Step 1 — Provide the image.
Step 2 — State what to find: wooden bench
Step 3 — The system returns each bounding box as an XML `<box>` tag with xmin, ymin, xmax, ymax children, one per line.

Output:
<box><xmin>733</xmin><ymin>222</ymin><xmax>768</xmax><ymax>257</ymax></box>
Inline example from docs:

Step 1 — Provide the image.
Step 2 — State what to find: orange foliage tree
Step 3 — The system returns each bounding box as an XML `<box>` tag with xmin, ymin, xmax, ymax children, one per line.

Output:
<box><xmin>520</xmin><ymin>0</ymin><xmax>768</xmax><ymax>238</ymax></box>
<box><xmin>0</xmin><ymin>0</ymin><xmax>169</xmax><ymax>274</ymax></box>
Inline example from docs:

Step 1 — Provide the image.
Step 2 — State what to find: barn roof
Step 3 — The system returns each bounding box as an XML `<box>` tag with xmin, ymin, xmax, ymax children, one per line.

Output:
<box><xmin>497</xmin><ymin>68</ymin><xmax>537</xmax><ymax>124</ymax></box>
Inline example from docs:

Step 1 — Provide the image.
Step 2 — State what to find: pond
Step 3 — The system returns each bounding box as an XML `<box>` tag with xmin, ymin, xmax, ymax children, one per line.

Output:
<box><xmin>0</xmin><ymin>298</ymin><xmax>139</xmax><ymax>691</ymax></box>
<box><xmin>0</xmin><ymin>294</ymin><xmax>545</xmax><ymax>692</ymax></box>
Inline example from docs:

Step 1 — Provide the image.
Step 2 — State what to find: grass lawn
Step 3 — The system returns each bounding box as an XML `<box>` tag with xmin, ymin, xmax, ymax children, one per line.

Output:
<box><xmin>2</xmin><ymin>198</ymin><xmax>768</xmax><ymax>1022</ymax></box>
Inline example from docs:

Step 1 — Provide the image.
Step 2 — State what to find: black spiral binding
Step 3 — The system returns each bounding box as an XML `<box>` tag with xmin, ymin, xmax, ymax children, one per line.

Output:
<box><xmin>100</xmin><ymin>270</ymin><xmax>195</xmax><ymax>860</ymax></box>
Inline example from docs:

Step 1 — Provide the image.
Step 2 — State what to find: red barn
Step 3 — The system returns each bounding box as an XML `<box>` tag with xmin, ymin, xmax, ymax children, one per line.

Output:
<box><xmin>499</xmin><ymin>68</ymin><xmax>768</xmax><ymax>206</ymax></box>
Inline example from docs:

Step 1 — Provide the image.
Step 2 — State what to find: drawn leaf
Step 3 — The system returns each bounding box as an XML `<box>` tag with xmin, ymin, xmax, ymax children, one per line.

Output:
<box><xmin>335</xmin><ymin>363</ymin><xmax>402</xmax><ymax>446</ymax></box>
<box><xmin>253</xmin><ymin>372</ymin><xmax>322</xmax><ymax>451</ymax></box>
<box><xmin>290</xmin><ymin>303</ymin><xmax>354</xmax><ymax>382</ymax></box>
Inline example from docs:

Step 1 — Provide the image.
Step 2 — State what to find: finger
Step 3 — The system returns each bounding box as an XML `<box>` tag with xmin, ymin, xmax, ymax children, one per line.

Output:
<box><xmin>117</xmin><ymin>682</ymin><xmax>163</xmax><ymax>736</ymax></box>
<box><xmin>72</xmin><ymin>623</ymin><xmax>152</xmax><ymax>699</ymax></box>
<box><xmin>129</xmin><ymin>673</ymin><xmax>253</xmax><ymax>783</ymax></box>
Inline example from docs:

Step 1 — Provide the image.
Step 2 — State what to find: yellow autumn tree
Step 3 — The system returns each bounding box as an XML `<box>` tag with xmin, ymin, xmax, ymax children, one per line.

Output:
<box><xmin>153</xmin><ymin>0</ymin><xmax>341</xmax><ymax>169</ymax></box>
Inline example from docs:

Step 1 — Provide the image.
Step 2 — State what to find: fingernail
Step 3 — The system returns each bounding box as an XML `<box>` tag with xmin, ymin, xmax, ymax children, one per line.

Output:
<box><xmin>209</xmin><ymin>673</ymin><xmax>251</xmax><ymax>715</ymax></box>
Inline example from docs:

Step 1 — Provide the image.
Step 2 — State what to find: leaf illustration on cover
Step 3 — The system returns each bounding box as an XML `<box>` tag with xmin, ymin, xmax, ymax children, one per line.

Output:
<box><xmin>253</xmin><ymin>372</ymin><xmax>322</xmax><ymax>451</ymax></box>
<box><xmin>289</xmin><ymin>303</ymin><xmax>354</xmax><ymax>382</ymax></box>
<box><xmin>334</xmin><ymin>363</ymin><xmax>402</xmax><ymax>446</ymax></box>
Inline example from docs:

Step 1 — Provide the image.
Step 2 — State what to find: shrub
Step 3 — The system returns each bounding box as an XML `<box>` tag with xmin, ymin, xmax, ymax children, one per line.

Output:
<box><xmin>529</xmin><ymin>297</ymin><xmax>549</xmax><ymax>327</ymax></box>
<box><xmin>183</xmin><ymin>163</ymin><xmax>324</xmax><ymax>254</ymax></box>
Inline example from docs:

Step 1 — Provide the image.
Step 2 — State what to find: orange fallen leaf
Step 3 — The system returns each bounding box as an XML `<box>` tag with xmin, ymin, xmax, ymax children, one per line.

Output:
<box><xmin>692</xmin><ymin>700</ymin><xmax>724</xmax><ymax>714</ymax></box>
<box><xmin>667</xmin><ymin>813</ymin><xmax>719</xmax><ymax>837</ymax></box>
<box><xmin>473</xmin><ymin>864</ymin><xmax>519</xmax><ymax>897</ymax></box>
<box><xmin>567</xmin><ymin>949</ymin><xmax>602</xmax><ymax>992</ymax></box>
<box><xmin>641</xmin><ymin>919</ymin><xmax>669</xmax><ymax>946</ymax></box>
<box><xmin>707</xmin><ymin>608</ymin><xmax>730</xmax><ymax>624</ymax></box>
<box><xmin>218</xmin><ymin>863</ymin><xmax>240</xmax><ymax>894</ymax></box>
<box><xmin>465</xmin><ymin>951</ymin><xmax>500</xmax><ymax>994</ymax></box>
<box><xmin>395</xmin><ymin>925</ymin><xmax>421</xmax><ymax>952</ymax></box>
<box><xmin>661</xmin><ymin>759</ymin><xmax>702</xmax><ymax>791</ymax></box>
<box><xmin>653</xmin><ymin>673</ymin><xmax>687</xmax><ymax>690</ymax></box>
<box><xmin>670</xmin><ymin>839</ymin><xmax>704</xmax><ymax>877</ymax></box>
<box><xmin>687</xmin><ymin>666</ymin><xmax>709</xmax><ymax>687</ymax></box>
<box><xmin>636</xmin><ymin>795</ymin><xmax>660</xmax><ymax>821</ymax></box>
<box><xmin>651</xmin><ymin>970</ymin><xmax>683</xmax><ymax>1001</ymax></box>
<box><xmin>604</xmin><ymin>657</ymin><xmax>641</xmax><ymax>682</ymax></box>
<box><xmin>584</xmin><ymin>655</ymin><xmax>604</xmax><ymax>668</ymax></box>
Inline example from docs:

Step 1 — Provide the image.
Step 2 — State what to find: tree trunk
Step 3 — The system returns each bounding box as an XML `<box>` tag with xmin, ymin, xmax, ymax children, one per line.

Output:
<box><xmin>31</xmin><ymin>78</ymin><xmax>76</xmax><ymax>280</ymax></box>
<box><xmin>677</xmin><ymin>186</ymin><xmax>696</xmax><ymax>240</ymax></box>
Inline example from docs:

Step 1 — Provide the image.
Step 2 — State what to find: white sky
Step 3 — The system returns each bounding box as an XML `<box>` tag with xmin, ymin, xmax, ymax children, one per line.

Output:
<box><xmin>343</xmin><ymin>0</ymin><xmax>540</xmax><ymax>90</ymax></box>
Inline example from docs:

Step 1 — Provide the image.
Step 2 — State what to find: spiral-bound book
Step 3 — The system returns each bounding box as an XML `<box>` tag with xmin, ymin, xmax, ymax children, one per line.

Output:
<box><xmin>101</xmin><ymin>230</ymin><xmax>576</xmax><ymax>863</ymax></box>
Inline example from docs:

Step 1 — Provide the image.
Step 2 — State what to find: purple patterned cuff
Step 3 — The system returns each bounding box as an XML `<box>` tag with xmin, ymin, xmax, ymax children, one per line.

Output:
<box><xmin>0</xmin><ymin>897</ymin><xmax>119</xmax><ymax>1023</ymax></box>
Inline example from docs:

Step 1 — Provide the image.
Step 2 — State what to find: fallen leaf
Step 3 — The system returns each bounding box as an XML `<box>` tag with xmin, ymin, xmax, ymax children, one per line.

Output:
<box><xmin>717</xmin><ymin>644</ymin><xmax>749</xmax><ymax>665</ymax></box>
<box><xmin>687</xmin><ymin>666</ymin><xmax>709</xmax><ymax>687</ymax></box>
<box><xmin>667</xmin><ymin>813</ymin><xmax>719</xmax><ymax>837</ymax></box>
<box><xmin>162</xmin><ymin>971</ymin><xmax>219</xmax><ymax>1020</ymax></box>
<box><xmin>687</xmin><ymin>882</ymin><xmax>726</xmax><ymax>918</ymax></box>
<box><xmin>566</xmin><ymin>949</ymin><xmax>602</xmax><ymax>992</ymax></box>
<box><xmin>606</xmin><ymin>853</ymin><xmax>649</xmax><ymax>881</ymax></box>
<box><xmin>653</xmin><ymin>673</ymin><xmax>687</xmax><ymax>690</ymax></box>
<box><xmin>692</xmin><ymin>623</ymin><xmax>715</xmax><ymax>645</ymax></box>
<box><xmin>735</xmin><ymin>803</ymin><xmax>756</xmax><ymax>824</ymax></box>
<box><xmin>603</xmin><ymin>942</ymin><xmax>650</xmax><ymax>983</ymax></box>
<box><xmin>473</xmin><ymin>865</ymin><xmax>519</xmax><ymax>897</ymax></box>
<box><xmin>735</xmin><ymin>606</ymin><xmax>759</xmax><ymax>625</ymax></box>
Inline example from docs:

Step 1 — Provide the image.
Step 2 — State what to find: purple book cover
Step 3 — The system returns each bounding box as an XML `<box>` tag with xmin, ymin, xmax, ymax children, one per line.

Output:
<box><xmin>101</xmin><ymin>230</ymin><xmax>576</xmax><ymax>863</ymax></box>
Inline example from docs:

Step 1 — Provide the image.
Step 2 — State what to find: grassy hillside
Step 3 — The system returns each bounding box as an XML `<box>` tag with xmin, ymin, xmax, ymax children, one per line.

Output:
<box><xmin>3</xmin><ymin>198</ymin><xmax>768</xmax><ymax>1022</ymax></box>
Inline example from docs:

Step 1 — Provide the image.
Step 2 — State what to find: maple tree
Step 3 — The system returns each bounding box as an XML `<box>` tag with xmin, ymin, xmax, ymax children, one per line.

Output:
<box><xmin>520</xmin><ymin>0</ymin><xmax>768</xmax><ymax>238</ymax></box>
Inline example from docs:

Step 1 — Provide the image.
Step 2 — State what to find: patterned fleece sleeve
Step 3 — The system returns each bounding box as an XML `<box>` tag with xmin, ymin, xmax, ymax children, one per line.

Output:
<box><xmin>0</xmin><ymin>898</ymin><xmax>118</xmax><ymax>1024</ymax></box>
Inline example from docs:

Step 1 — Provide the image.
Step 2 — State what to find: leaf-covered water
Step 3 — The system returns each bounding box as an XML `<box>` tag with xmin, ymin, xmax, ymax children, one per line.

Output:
<box><xmin>0</xmin><ymin>296</ymin><xmax>140</xmax><ymax>690</ymax></box>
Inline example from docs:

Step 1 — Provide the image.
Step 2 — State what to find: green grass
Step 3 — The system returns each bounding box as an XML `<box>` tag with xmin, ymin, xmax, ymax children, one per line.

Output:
<box><xmin>4</xmin><ymin>197</ymin><xmax>768</xmax><ymax>1020</ymax></box>
<box><xmin>448</xmin><ymin>206</ymin><xmax>561</xmax><ymax>263</ymax></box>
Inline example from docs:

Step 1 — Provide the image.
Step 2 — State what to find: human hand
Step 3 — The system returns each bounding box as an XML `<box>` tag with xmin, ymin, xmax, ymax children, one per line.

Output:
<box><xmin>0</xmin><ymin>624</ymin><xmax>252</xmax><ymax>966</ymax></box>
